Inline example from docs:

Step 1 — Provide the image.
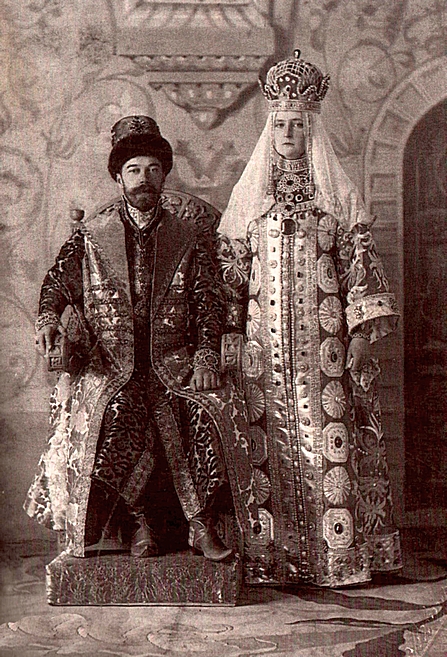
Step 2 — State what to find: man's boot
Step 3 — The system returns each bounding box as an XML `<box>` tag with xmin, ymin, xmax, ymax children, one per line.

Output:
<box><xmin>86</xmin><ymin>522</ymin><xmax>127</xmax><ymax>553</ymax></box>
<box><xmin>127</xmin><ymin>506</ymin><xmax>159</xmax><ymax>558</ymax></box>
<box><xmin>85</xmin><ymin>483</ymin><xmax>128</xmax><ymax>553</ymax></box>
<box><xmin>188</xmin><ymin>512</ymin><xmax>233</xmax><ymax>562</ymax></box>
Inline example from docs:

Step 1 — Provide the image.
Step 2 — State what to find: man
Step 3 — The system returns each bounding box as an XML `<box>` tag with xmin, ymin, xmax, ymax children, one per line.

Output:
<box><xmin>218</xmin><ymin>51</ymin><xmax>402</xmax><ymax>586</ymax></box>
<box><xmin>25</xmin><ymin>116</ymin><xmax>259</xmax><ymax>561</ymax></box>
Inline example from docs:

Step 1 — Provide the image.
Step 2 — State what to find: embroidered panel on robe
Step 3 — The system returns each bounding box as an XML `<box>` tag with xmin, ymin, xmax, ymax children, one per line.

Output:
<box><xmin>218</xmin><ymin>209</ymin><xmax>402</xmax><ymax>587</ymax></box>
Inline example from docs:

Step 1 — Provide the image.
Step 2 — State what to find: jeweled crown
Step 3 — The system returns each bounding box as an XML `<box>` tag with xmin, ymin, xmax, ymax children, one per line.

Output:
<box><xmin>260</xmin><ymin>50</ymin><xmax>330</xmax><ymax>113</ymax></box>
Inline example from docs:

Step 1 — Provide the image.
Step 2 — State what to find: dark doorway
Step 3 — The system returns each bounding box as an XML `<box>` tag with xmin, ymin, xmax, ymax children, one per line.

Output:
<box><xmin>404</xmin><ymin>100</ymin><xmax>447</xmax><ymax>511</ymax></box>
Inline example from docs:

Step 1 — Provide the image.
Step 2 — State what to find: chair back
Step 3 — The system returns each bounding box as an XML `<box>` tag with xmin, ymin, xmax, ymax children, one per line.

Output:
<box><xmin>161</xmin><ymin>189</ymin><xmax>221</xmax><ymax>234</ymax></box>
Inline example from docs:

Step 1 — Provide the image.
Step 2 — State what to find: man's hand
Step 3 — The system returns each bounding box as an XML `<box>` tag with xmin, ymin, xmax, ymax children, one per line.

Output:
<box><xmin>35</xmin><ymin>325</ymin><xmax>59</xmax><ymax>357</ymax></box>
<box><xmin>346</xmin><ymin>337</ymin><xmax>371</xmax><ymax>372</ymax></box>
<box><xmin>190</xmin><ymin>367</ymin><xmax>221</xmax><ymax>392</ymax></box>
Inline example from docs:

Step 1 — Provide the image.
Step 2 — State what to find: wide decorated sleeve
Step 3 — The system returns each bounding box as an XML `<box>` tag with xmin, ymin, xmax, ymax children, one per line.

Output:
<box><xmin>215</xmin><ymin>232</ymin><xmax>252</xmax><ymax>334</ymax></box>
<box><xmin>187</xmin><ymin>230</ymin><xmax>226</xmax><ymax>362</ymax></box>
<box><xmin>37</xmin><ymin>229</ymin><xmax>85</xmax><ymax>329</ymax></box>
<box><xmin>334</xmin><ymin>221</ymin><xmax>399</xmax><ymax>343</ymax></box>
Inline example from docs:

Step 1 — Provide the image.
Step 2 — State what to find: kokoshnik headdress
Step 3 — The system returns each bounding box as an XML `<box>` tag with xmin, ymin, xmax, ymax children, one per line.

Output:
<box><xmin>260</xmin><ymin>50</ymin><xmax>330</xmax><ymax>197</ymax></box>
<box><xmin>218</xmin><ymin>50</ymin><xmax>371</xmax><ymax>239</ymax></box>
<box><xmin>260</xmin><ymin>49</ymin><xmax>330</xmax><ymax>113</ymax></box>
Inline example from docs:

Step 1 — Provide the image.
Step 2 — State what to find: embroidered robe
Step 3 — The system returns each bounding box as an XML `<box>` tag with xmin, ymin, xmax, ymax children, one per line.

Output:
<box><xmin>218</xmin><ymin>206</ymin><xmax>402</xmax><ymax>587</ymax></box>
<box><xmin>24</xmin><ymin>200</ymin><xmax>258</xmax><ymax>556</ymax></box>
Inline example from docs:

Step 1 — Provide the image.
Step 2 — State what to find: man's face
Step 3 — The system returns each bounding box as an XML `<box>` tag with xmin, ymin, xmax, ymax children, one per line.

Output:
<box><xmin>117</xmin><ymin>155</ymin><xmax>165</xmax><ymax>211</ymax></box>
<box><xmin>273</xmin><ymin>111</ymin><xmax>305</xmax><ymax>160</ymax></box>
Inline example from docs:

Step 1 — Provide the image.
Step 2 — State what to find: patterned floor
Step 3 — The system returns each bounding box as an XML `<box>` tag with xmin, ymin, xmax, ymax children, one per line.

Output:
<box><xmin>0</xmin><ymin>530</ymin><xmax>446</xmax><ymax>657</ymax></box>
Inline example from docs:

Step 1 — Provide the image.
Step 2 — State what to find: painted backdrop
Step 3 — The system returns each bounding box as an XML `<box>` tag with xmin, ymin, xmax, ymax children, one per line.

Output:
<box><xmin>0</xmin><ymin>0</ymin><xmax>445</xmax><ymax>546</ymax></box>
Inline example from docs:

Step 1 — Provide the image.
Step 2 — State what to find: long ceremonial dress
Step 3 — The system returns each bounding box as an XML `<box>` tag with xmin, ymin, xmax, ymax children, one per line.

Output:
<box><xmin>219</xmin><ymin>161</ymin><xmax>402</xmax><ymax>587</ymax></box>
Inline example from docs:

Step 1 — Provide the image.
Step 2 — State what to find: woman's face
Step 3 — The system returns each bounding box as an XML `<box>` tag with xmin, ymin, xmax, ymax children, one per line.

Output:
<box><xmin>273</xmin><ymin>111</ymin><xmax>305</xmax><ymax>160</ymax></box>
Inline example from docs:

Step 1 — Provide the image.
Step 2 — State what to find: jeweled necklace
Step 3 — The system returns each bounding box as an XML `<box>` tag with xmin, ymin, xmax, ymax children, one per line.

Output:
<box><xmin>276</xmin><ymin>154</ymin><xmax>308</xmax><ymax>173</ymax></box>
<box><xmin>273</xmin><ymin>159</ymin><xmax>315</xmax><ymax>234</ymax></box>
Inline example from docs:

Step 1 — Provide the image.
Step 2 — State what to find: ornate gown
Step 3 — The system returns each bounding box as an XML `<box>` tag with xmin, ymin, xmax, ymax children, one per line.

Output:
<box><xmin>219</xmin><ymin>164</ymin><xmax>402</xmax><ymax>587</ymax></box>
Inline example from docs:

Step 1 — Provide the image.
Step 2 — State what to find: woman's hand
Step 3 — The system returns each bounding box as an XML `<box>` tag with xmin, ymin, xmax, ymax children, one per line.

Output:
<box><xmin>346</xmin><ymin>337</ymin><xmax>371</xmax><ymax>372</ymax></box>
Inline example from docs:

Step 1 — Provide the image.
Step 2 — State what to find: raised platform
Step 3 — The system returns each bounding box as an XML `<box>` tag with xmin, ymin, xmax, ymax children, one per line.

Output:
<box><xmin>46</xmin><ymin>550</ymin><xmax>242</xmax><ymax>606</ymax></box>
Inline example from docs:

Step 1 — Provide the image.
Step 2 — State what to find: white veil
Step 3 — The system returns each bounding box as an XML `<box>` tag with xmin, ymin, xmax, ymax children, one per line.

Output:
<box><xmin>218</xmin><ymin>112</ymin><xmax>371</xmax><ymax>240</ymax></box>
<box><xmin>218</xmin><ymin>114</ymin><xmax>275</xmax><ymax>239</ymax></box>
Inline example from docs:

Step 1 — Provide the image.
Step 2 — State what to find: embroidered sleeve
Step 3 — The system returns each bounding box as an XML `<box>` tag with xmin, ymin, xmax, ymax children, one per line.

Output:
<box><xmin>335</xmin><ymin>221</ymin><xmax>399</xmax><ymax>342</ymax></box>
<box><xmin>38</xmin><ymin>229</ymin><xmax>85</xmax><ymax>321</ymax></box>
<box><xmin>193</xmin><ymin>347</ymin><xmax>220</xmax><ymax>375</ymax></box>
<box><xmin>216</xmin><ymin>232</ymin><xmax>252</xmax><ymax>333</ymax></box>
<box><xmin>188</xmin><ymin>230</ymin><xmax>225</xmax><ymax>356</ymax></box>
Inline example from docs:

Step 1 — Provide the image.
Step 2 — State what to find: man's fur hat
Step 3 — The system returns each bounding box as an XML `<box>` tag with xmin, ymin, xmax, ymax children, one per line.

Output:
<box><xmin>108</xmin><ymin>115</ymin><xmax>173</xmax><ymax>179</ymax></box>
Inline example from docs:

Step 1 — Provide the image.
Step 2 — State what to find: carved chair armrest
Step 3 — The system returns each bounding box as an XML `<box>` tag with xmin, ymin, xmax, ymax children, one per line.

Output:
<box><xmin>221</xmin><ymin>332</ymin><xmax>245</xmax><ymax>388</ymax></box>
<box><xmin>221</xmin><ymin>333</ymin><xmax>244</xmax><ymax>372</ymax></box>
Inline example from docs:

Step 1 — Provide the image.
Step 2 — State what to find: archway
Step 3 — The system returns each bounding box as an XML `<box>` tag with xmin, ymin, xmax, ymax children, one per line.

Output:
<box><xmin>364</xmin><ymin>57</ymin><xmax>447</xmax><ymax>524</ymax></box>
<box><xmin>403</xmin><ymin>100</ymin><xmax>447</xmax><ymax>512</ymax></box>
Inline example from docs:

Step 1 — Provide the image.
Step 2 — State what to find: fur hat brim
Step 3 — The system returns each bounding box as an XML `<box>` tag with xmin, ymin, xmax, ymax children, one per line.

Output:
<box><xmin>108</xmin><ymin>134</ymin><xmax>173</xmax><ymax>179</ymax></box>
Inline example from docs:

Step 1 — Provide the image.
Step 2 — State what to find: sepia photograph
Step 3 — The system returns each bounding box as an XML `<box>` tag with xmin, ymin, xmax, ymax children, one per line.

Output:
<box><xmin>0</xmin><ymin>1</ymin><xmax>446</xmax><ymax>654</ymax></box>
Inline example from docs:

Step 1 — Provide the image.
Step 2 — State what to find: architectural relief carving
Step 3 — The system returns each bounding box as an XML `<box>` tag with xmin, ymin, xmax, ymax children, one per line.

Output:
<box><xmin>131</xmin><ymin>55</ymin><xmax>267</xmax><ymax>72</ymax></box>
<box><xmin>152</xmin><ymin>81</ymin><xmax>254</xmax><ymax>130</ymax></box>
<box><xmin>131</xmin><ymin>54</ymin><xmax>269</xmax><ymax>128</ymax></box>
<box><xmin>118</xmin><ymin>0</ymin><xmax>271</xmax><ymax>51</ymax></box>
<box><xmin>365</xmin><ymin>57</ymin><xmax>447</xmax><ymax>236</ymax></box>
<box><xmin>121</xmin><ymin>0</ymin><xmax>269</xmax><ymax>28</ymax></box>
<box><xmin>116</xmin><ymin>0</ymin><xmax>275</xmax><ymax>129</ymax></box>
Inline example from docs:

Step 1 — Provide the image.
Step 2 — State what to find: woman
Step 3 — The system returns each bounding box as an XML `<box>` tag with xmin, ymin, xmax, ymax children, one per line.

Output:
<box><xmin>218</xmin><ymin>50</ymin><xmax>402</xmax><ymax>587</ymax></box>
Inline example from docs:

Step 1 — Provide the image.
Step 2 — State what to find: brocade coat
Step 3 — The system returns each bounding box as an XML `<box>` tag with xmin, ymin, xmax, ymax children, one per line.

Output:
<box><xmin>24</xmin><ymin>199</ymin><xmax>259</xmax><ymax>557</ymax></box>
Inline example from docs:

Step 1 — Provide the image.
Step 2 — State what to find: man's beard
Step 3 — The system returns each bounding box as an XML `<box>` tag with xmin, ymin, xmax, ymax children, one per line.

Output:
<box><xmin>124</xmin><ymin>183</ymin><xmax>161</xmax><ymax>212</ymax></box>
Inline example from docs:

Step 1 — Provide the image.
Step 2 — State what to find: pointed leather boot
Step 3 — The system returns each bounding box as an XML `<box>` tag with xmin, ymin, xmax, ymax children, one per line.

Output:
<box><xmin>130</xmin><ymin>512</ymin><xmax>159</xmax><ymax>558</ymax></box>
<box><xmin>188</xmin><ymin>515</ymin><xmax>233</xmax><ymax>562</ymax></box>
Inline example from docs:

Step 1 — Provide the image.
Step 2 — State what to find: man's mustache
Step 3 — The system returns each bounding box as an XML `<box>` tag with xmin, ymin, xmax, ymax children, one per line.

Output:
<box><xmin>131</xmin><ymin>183</ymin><xmax>159</xmax><ymax>195</ymax></box>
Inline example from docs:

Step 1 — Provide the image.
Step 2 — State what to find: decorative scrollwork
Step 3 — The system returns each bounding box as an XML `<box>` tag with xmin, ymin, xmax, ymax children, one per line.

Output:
<box><xmin>161</xmin><ymin>189</ymin><xmax>221</xmax><ymax>232</ymax></box>
<box><xmin>0</xmin><ymin>147</ymin><xmax>43</xmax><ymax>230</ymax></box>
